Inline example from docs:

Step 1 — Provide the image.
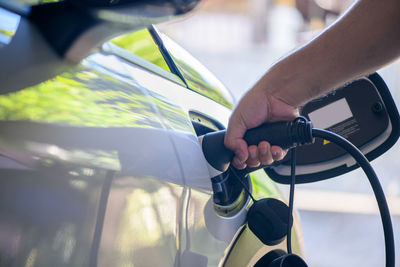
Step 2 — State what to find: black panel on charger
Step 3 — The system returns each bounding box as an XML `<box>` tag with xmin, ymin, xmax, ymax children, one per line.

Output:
<box><xmin>265</xmin><ymin>73</ymin><xmax>400</xmax><ymax>184</ymax></box>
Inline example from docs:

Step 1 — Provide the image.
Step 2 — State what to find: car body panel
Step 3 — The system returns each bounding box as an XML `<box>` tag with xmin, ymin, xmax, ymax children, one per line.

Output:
<box><xmin>160</xmin><ymin>32</ymin><xmax>234</xmax><ymax>109</ymax></box>
<box><xmin>0</xmin><ymin>49</ymin><xmax>236</xmax><ymax>266</ymax></box>
<box><xmin>0</xmin><ymin>8</ymin><xmax>304</xmax><ymax>264</ymax></box>
<box><xmin>0</xmin><ymin>50</ymin><xmax>188</xmax><ymax>266</ymax></box>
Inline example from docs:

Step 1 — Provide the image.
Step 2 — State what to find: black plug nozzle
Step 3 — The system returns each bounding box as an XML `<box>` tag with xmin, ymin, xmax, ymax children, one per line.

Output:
<box><xmin>201</xmin><ymin>118</ymin><xmax>314</xmax><ymax>173</ymax></box>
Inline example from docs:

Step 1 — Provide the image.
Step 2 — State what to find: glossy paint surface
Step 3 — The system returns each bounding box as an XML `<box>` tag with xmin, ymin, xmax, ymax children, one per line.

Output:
<box><xmin>0</xmin><ymin>50</ymin><xmax>187</xmax><ymax>266</ymax></box>
<box><xmin>161</xmin><ymin>33</ymin><xmax>234</xmax><ymax>109</ymax></box>
<box><xmin>0</xmin><ymin>47</ymin><xmax>228</xmax><ymax>266</ymax></box>
<box><xmin>0</xmin><ymin>30</ymin><xmax>303</xmax><ymax>267</ymax></box>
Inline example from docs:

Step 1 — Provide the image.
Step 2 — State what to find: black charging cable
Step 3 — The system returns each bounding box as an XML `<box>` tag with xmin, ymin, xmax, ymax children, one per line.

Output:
<box><xmin>286</xmin><ymin>116</ymin><xmax>307</xmax><ymax>254</ymax></box>
<box><xmin>205</xmin><ymin>117</ymin><xmax>394</xmax><ymax>267</ymax></box>
<box><xmin>228</xmin><ymin>117</ymin><xmax>308</xmax><ymax>256</ymax></box>
<box><xmin>286</xmin><ymin>147</ymin><xmax>296</xmax><ymax>254</ymax></box>
<box><xmin>229</xmin><ymin>166</ymin><xmax>256</xmax><ymax>203</ymax></box>
<box><xmin>229</xmin><ymin>148</ymin><xmax>298</xmax><ymax>256</ymax></box>
<box><xmin>312</xmin><ymin>128</ymin><xmax>395</xmax><ymax>267</ymax></box>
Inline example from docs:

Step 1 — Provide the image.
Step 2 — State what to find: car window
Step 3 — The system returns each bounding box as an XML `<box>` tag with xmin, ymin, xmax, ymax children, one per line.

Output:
<box><xmin>110</xmin><ymin>28</ymin><xmax>170</xmax><ymax>72</ymax></box>
<box><xmin>160</xmin><ymin>33</ymin><xmax>234</xmax><ymax>109</ymax></box>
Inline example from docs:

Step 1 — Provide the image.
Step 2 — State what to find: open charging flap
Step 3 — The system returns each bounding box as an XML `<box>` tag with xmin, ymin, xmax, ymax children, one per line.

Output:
<box><xmin>265</xmin><ymin>73</ymin><xmax>400</xmax><ymax>184</ymax></box>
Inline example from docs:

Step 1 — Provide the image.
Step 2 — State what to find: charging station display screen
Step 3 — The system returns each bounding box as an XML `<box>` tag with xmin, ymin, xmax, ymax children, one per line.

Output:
<box><xmin>308</xmin><ymin>98</ymin><xmax>353</xmax><ymax>129</ymax></box>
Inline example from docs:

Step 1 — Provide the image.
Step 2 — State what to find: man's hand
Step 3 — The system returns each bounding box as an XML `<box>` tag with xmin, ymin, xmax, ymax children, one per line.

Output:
<box><xmin>224</xmin><ymin>0</ymin><xmax>400</xmax><ymax>170</ymax></box>
<box><xmin>224</xmin><ymin>86</ymin><xmax>299</xmax><ymax>169</ymax></box>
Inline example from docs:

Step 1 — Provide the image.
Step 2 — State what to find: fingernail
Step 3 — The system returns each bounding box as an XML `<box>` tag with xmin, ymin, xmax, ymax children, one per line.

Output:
<box><xmin>234</xmin><ymin>158</ymin><xmax>246</xmax><ymax>169</ymax></box>
<box><xmin>249</xmin><ymin>148</ymin><xmax>257</xmax><ymax>158</ymax></box>
<box><xmin>234</xmin><ymin>158</ymin><xmax>242</xmax><ymax>166</ymax></box>
<box><xmin>260</xmin><ymin>145</ymin><xmax>267</xmax><ymax>155</ymax></box>
<box><xmin>237</xmin><ymin>152</ymin><xmax>246</xmax><ymax>162</ymax></box>
<box><xmin>272</xmin><ymin>151</ymin><xmax>279</xmax><ymax>157</ymax></box>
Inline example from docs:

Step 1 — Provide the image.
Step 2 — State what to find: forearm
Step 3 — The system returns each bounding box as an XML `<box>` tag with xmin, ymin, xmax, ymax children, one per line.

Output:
<box><xmin>261</xmin><ymin>0</ymin><xmax>400</xmax><ymax>107</ymax></box>
<box><xmin>225</xmin><ymin>0</ymin><xmax>400</xmax><ymax>168</ymax></box>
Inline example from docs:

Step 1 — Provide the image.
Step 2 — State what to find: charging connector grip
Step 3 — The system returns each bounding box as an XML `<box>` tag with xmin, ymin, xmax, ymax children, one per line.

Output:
<box><xmin>201</xmin><ymin>119</ymin><xmax>313</xmax><ymax>172</ymax></box>
<box><xmin>244</xmin><ymin>120</ymin><xmax>313</xmax><ymax>148</ymax></box>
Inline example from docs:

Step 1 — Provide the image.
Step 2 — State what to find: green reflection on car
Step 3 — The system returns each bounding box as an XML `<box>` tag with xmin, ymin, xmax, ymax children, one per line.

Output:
<box><xmin>176</xmin><ymin>59</ymin><xmax>233</xmax><ymax>109</ymax></box>
<box><xmin>0</xmin><ymin>28</ymin><xmax>14</xmax><ymax>37</ymax></box>
<box><xmin>160</xmin><ymin>34</ymin><xmax>234</xmax><ymax>109</ymax></box>
<box><xmin>111</xmin><ymin>28</ymin><xmax>234</xmax><ymax>109</ymax></box>
<box><xmin>250</xmin><ymin>169</ymin><xmax>282</xmax><ymax>200</ymax></box>
<box><xmin>0</xmin><ymin>64</ymin><xmax>162</xmax><ymax>128</ymax></box>
<box><xmin>111</xmin><ymin>29</ymin><xmax>170</xmax><ymax>72</ymax></box>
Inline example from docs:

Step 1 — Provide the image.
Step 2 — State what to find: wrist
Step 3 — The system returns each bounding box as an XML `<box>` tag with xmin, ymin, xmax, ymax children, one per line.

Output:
<box><xmin>268</xmin><ymin>53</ymin><xmax>323</xmax><ymax>107</ymax></box>
<box><xmin>266</xmin><ymin>94</ymin><xmax>299</xmax><ymax>122</ymax></box>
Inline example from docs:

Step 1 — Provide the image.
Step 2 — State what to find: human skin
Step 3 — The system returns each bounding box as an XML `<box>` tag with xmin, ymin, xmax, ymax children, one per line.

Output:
<box><xmin>225</xmin><ymin>0</ymin><xmax>400</xmax><ymax>169</ymax></box>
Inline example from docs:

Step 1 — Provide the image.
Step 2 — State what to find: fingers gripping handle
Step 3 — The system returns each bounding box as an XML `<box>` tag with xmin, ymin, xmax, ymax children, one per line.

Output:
<box><xmin>201</xmin><ymin>119</ymin><xmax>314</xmax><ymax>173</ymax></box>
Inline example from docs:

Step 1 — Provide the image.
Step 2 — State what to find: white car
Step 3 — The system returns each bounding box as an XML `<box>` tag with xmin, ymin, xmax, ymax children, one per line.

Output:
<box><xmin>0</xmin><ymin>1</ymin><xmax>304</xmax><ymax>266</ymax></box>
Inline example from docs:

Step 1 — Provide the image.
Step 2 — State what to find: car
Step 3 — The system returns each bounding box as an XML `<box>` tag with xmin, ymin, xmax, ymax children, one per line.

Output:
<box><xmin>0</xmin><ymin>1</ymin><xmax>305</xmax><ymax>266</ymax></box>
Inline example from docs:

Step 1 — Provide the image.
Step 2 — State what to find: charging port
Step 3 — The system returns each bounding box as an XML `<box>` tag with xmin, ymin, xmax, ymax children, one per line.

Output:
<box><xmin>211</xmin><ymin>168</ymin><xmax>250</xmax><ymax>217</ymax></box>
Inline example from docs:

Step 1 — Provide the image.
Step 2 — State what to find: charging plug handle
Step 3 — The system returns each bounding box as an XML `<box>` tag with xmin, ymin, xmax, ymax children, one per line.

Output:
<box><xmin>202</xmin><ymin>118</ymin><xmax>313</xmax><ymax>172</ymax></box>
